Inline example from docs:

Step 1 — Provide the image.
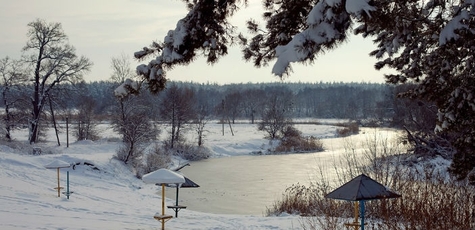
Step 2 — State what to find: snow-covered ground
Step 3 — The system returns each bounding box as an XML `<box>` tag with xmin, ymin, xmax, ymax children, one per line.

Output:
<box><xmin>0</xmin><ymin>121</ymin><xmax>402</xmax><ymax>229</ymax></box>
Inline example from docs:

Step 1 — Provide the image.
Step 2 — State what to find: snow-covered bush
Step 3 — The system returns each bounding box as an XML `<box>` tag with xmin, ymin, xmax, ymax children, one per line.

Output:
<box><xmin>166</xmin><ymin>141</ymin><xmax>210</xmax><ymax>161</ymax></box>
<box><xmin>136</xmin><ymin>143</ymin><xmax>172</xmax><ymax>177</ymax></box>
<box><xmin>114</xmin><ymin>142</ymin><xmax>145</xmax><ymax>166</ymax></box>
<box><xmin>274</xmin><ymin>126</ymin><xmax>323</xmax><ymax>153</ymax></box>
<box><xmin>335</xmin><ymin>122</ymin><xmax>359</xmax><ymax>137</ymax></box>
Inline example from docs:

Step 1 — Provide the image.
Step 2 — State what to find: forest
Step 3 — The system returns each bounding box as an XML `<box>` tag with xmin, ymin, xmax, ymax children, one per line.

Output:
<box><xmin>0</xmin><ymin>80</ymin><xmax>412</xmax><ymax>127</ymax></box>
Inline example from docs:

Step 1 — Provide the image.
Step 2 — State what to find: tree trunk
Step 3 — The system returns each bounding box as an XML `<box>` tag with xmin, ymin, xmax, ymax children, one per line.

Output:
<box><xmin>30</xmin><ymin>97</ymin><xmax>45</xmax><ymax>143</ymax></box>
<box><xmin>29</xmin><ymin>105</ymin><xmax>41</xmax><ymax>144</ymax></box>
<box><xmin>171</xmin><ymin>108</ymin><xmax>176</xmax><ymax>148</ymax></box>
<box><xmin>3</xmin><ymin>89</ymin><xmax>11</xmax><ymax>140</ymax></box>
<box><xmin>48</xmin><ymin>95</ymin><xmax>61</xmax><ymax>146</ymax></box>
<box><xmin>125</xmin><ymin>142</ymin><xmax>134</xmax><ymax>164</ymax></box>
<box><xmin>30</xmin><ymin>43</ymin><xmax>43</xmax><ymax>144</ymax></box>
<box><xmin>251</xmin><ymin>111</ymin><xmax>254</xmax><ymax>124</ymax></box>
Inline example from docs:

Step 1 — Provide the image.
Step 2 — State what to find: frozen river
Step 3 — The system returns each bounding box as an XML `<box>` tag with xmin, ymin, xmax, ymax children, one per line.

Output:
<box><xmin>166</xmin><ymin>128</ymin><xmax>403</xmax><ymax>216</ymax></box>
<box><xmin>169</xmin><ymin>151</ymin><xmax>344</xmax><ymax>215</ymax></box>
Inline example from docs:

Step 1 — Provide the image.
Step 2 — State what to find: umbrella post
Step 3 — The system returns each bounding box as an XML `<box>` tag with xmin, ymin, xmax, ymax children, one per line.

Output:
<box><xmin>360</xmin><ymin>200</ymin><xmax>365</xmax><ymax>230</ymax></box>
<box><xmin>175</xmin><ymin>186</ymin><xmax>179</xmax><ymax>217</ymax></box>
<box><xmin>56</xmin><ymin>168</ymin><xmax>60</xmax><ymax>197</ymax></box>
<box><xmin>353</xmin><ymin>202</ymin><xmax>359</xmax><ymax>225</ymax></box>
<box><xmin>176</xmin><ymin>186</ymin><xmax>179</xmax><ymax>206</ymax></box>
<box><xmin>161</xmin><ymin>183</ymin><xmax>165</xmax><ymax>230</ymax></box>
<box><xmin>66</xmin><ymin>171</ymin><xmax>70</xmax><ymax>199</ymax></box>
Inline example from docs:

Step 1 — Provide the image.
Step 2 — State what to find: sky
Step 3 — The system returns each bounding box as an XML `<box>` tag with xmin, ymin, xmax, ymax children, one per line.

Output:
<box><xmin>0</xmin><ymin>0</ymin><xmax>392</xmax><ymax>84</ymax></box>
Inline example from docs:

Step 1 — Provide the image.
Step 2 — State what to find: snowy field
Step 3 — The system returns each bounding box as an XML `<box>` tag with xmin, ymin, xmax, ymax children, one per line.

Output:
<box><xmin>0</xmin><ymin>121</ymin><xmax>403</xmax><ymax>229</ymax></box>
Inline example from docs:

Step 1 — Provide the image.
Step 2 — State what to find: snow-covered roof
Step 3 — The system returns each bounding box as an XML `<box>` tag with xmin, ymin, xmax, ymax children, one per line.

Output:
<box><xmin>142</xmin><ymin>168</ymin><xmax>185</xmax><ymax>184</ymax></box>
<box><xmin>44</xmin><ymin>159</ymin><xmax>70</xmax><ymax>169</ymax></box>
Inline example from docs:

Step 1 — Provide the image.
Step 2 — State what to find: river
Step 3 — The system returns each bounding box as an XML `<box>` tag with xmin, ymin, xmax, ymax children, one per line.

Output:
<box><xmin>167</xmin><ymin>151</ymin><xmax>344</xmax><ymax>216</ymax></box>
<box><xmin>165</xmin><ymin>127</ymin><xmax>402</xmax><ymax>216</ymax></box>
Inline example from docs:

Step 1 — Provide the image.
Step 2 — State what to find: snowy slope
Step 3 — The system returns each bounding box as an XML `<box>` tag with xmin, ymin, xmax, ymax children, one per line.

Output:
<box><xmin>0</xmin><ymin>122</ymin><xmax>400</xmax><ymax>229</ymax></box>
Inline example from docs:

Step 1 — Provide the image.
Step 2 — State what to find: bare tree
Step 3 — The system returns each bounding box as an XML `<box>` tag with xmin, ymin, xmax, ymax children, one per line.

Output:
<box><xmin>195</xmin><ymin>104</ymin><xmax>210</xmax><ymax>147</ymax></box>
<box><xmin>258</xmin><ymin>88</ymin><xmax>294</xmax><ymax>139</ymax></box>
<box><xmin>110</xmin><ymin>54</ymin><xmax>158</xmax><ymax>164</ymax></box>
<box><xmin>74</xmin><ymin>96</ymin><xmax>99</xmax><ymax>141</ymax></box>
<box><xmin>112</xmin><ymin>97</ymin><xmax>158</xmax><ymax>164</ymax></box>
<box><xmin>242</xmin><ymin>88</ymin><xmax>266</xmax><ymax>124</ymax></box>
<box><xmin>160</xmin><ymin>84</ymin><xmax>196</xmax><ymax>148</ymax></box>
<box><xmin>0</xmin><ymin>57</ymin><xmax>28</xmax><ymax>140</ymax></box>
<box><xmin>223</xmin><ymin>91</ymin><xmax>243</xmax><ymax>124</ymax></box>
<box><xmin>110</xmin><ymin>53</ymin><xmax>134</xmax><ymax>84</ymax></box>
<box><xmin>22</xmin><ymin>19</ymin><xmax>92</xmax><ymax>143</ymax></box>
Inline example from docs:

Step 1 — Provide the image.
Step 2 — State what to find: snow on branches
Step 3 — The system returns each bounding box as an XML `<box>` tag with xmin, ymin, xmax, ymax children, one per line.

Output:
<box><xmin>134</xmin><ymin>0</ymin><xmax>245</xmax><ymax>94</ymax></box>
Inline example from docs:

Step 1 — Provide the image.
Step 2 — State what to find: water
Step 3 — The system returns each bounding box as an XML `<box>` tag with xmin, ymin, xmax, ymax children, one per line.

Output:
<box><xmin>168</xmin><ymin>152</ymin><xmax>342</xmax><ymax>216</ymax></box>
<box><xmin>164</xmin><ymin>128</ymin><xmax>402</xmax><ymax>216</ymax></box>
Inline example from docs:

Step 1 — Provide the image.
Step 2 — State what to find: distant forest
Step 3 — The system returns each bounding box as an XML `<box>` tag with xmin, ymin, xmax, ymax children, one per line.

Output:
<box><xmin>2</xmin><ymin>80</ymin><xmax>419</xmax><ymax>127</ymax></box>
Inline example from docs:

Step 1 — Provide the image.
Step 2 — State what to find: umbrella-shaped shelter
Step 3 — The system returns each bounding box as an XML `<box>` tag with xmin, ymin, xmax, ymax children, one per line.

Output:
<box><xmin>325</xmin><ymin>174</ymin><xmax>401</xmax><ymax>230</ymax></box>
<box><xmin>163</xmin><ymin>164</ymin><xmax>200</xmax><ymax>217</ymax></box>
<box><xmin>142</xmin><ymin>169</ymin><xmax>185</xmax><ymax>230</ymax></box>
<box><xmin>44</xmin><ymin>159</ymin><xmax>70</xmax><ymax>197</ymax></box>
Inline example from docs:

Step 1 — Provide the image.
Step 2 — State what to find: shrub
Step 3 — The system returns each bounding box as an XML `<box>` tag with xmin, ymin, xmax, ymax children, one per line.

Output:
<box><xmin>136</xmin><ymin>143</ymin><xmax>172</xmax><ymax>178</ymax></box>
<box><xmin>74</xmin><ymin>121</ymin><xmax>100</xmax><ymax>141</ymax></box>
<box><xmin>275</xmin><ymin>126</ymin><xmax>324</xmax><ymax>153</ymax></box>
<box><xmin>175</xmin><ymin>144</ymin><xmax>211</xmax><ymax>161</ymax></box>
<box><xmin>114</xmin><ymin>142</ymin><xmax>145</xmax><ymax>165</ymax></box>
<box><xmin>336</xmin><ymin>122</ymin><xmax>359</xmax><ymax>137</ymax></box>
<box><xmin>164</xmin><ymin>140</ymin><xmax>210</xmax><ymax>161</ymax></box>
<box><xmin>267</xmin><ymin>131</ymin><xmax>475</xmax><ymax>230</ymax></box>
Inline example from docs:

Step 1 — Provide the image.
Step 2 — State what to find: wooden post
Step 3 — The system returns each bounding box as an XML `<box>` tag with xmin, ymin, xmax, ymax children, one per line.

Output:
<box><xmin>161</xmin><ymin>184</ymin><xmax>165</xmax><ymax>230</ymax></box>
<box><xmin>56</xmin><ymin>168</ymin><xmax>60</xmax><ymax>197</ymax></box>
<box><xmin>175</xmin><ymin>186</ymin><xmax>179</xmax><ymax>217</ymax></box>
<box><xmin>66</xmin><ymin>117</ymin><xmax>69</xmax><ymax>148</ymax></box>
<box><xmin>66</xmin><ymin>171</ymin><xmax>70</xmax><ymax>199</ymax></box>
<box><xmin>222</xmin><ymin>100</ymin><xmax>225</xmax><ymax>136</ymax></box>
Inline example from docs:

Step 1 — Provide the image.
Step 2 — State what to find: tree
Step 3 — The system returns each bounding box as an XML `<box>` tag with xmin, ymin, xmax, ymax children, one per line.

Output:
<box><xmin>110</xmin><ymin>53</ymin><xmax>141</xmax><ymax>142</ymax></box>
<box><xmin>160</xmin><ymin>84</ymin><xmax>196</xmax><ymax>148</ymax></box>
<box><xmin>257</xmin><ymin>87</ymin><xmax>294</xmax><ymax>139</ymax></box>
<box><xmin>112</xmin><ymin>99</ymin><xmax>159</xmax><ymax>164</ymax></box>
<box><xmin>74</xmin><ymin>96</ymin><xmax>99</xmax><ymax>141</ymax></box>
<box><xmin>22</xmin><ymin>19</ymin><xmax>92</xmax><ymax>144</ymax></box>
<box><xmin>241</xmin><ymin>88</ymin><xmax>266</xmax><ymax>124</ymax></box>
<box><xmin>110</xmin><ymin>53</ymin><xmax>135</xmax><ymax>84</ymax></box>
<box><xmin>136</xmin><ymin>1</ymin><xmax>475</xmax><ymax>183</ymax></box>
<box><xmin>0</xmin><ymin>57</ymin><xmax>28</xmax><ymax>140</ymax></box>
<box><xmin>110</xmin><ymin>53</ymin><xmax>158</xmax><ymax>164</ymax></box>
<box><xmin>194</xmin><ymin>104</ymin><xmax>210</xmax><ymax>147</ymax></box>
<box><xmin>223</xmin><ymin>91</ymin><xmax>243</xmax><ymax>124</ymax></box>
<box><xmin>133</xmin><ymin>0</ymin><xmax>246</xmax><ymax>94</ymax></box>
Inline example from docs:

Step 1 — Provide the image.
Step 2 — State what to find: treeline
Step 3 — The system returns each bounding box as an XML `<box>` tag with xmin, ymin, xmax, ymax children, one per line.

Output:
<box><xmin>2</xmin><ymin>81</ymin><xmax>398</xmax><ymax>124</ymax></box>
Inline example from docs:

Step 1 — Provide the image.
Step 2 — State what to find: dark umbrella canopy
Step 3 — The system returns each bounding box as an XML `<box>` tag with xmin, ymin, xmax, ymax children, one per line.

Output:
<box><xmin>325</xmin><ymin>174</ymin><xmax>401</xmax><ymax>201</ymax></box>
<box><xmin>165</xmin><ymin>176</ymin><xmax>200</xmax><ymax>188</ymax></box>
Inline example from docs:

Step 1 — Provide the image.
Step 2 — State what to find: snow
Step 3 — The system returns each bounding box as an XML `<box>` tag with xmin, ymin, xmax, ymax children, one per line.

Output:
<box><xmin>114</xmin><ymin>79</ymin><xmax>140</xmax><ymax>98</ymax></box>
<box><xmin>344</xmin><ymin>0</ymin><xmax>375</xmax><ymax>17</ymax></box>
<box><xmin>273</xmin><ymin>0</ymin><xmax>376</xmax><ymax>76</ymax></box>
<box><xmin>439</xmin><ymin>13</ymin><xmax>466</xmax><ymax>45</ymax></box>
<box><xmin>142</xmin><ymin>169</ymin><xmax>185</xmax><ymax>184</ymax></box>
<box><xmin>44</xmin><ymin>159</ymin><xmax>70</xmax><ymax>169</ymax></box>
<box><xmin>0</xmin><ymin>121</ymin><xmax>402</xmax><ymax>229</ymax></box>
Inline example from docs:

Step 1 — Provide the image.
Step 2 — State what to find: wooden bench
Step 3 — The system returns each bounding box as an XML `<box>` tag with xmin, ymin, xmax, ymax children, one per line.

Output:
<box><xmin>167</xmin><ymin>205</ymin><xmax>187</xmax><ymax>217</ymax></box>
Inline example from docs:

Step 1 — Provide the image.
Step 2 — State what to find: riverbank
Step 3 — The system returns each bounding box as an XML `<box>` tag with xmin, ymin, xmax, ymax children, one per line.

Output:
<box><xmin>0</xmin><ymin>122</ymin><xmax>403</xmax><ymax>229</ymax></box>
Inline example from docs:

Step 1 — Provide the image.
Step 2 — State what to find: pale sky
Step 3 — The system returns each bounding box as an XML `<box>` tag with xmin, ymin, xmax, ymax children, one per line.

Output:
<box><xmin>0</xmin><ymin>0</ymin><xmax>391</xmax><ymax>84</ymax></box>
